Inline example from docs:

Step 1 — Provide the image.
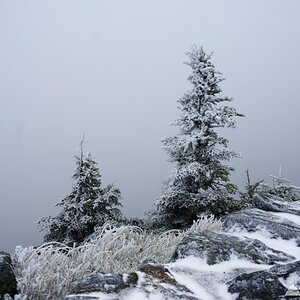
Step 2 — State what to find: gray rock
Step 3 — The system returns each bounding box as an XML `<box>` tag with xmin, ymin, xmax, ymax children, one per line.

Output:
<box><xmin>67</xmin><ymin>266</ymin><xmax>198</xmax><ymax>300</ymax></box>
<box><xmin>73</xmin><ymin>272</ymin><xmax>137</xmax><ymax>294</ymax></box>
<box><xmin>223</xmin><ymin>208</ymin><xmax>300</xmax><ymax>244</ymax></box>
<box><xmin>228</xmin><ymin>270</ymin><xmax>287</xmax><ymax>300</ymax></box>
<box><xmin>253</xmin><ymin>194</ymin><xmax>300</xmax><ymax>215</ymax></box>
<box><xmin>172</xmin><ymin>232</ymin><xmax>294</xmax><ymax>265</ymax></box>
<box><xmin>270</xmin><ymin>260</ymin><xmax>300</xmax><ymax>276</ymax></box>
<box><xmin>0</xmin><ymin>252</ymin><xmax>17</xmax><ymax>300</ymax></box>
<box><xmin>270</xmin><ymin>260</ymin><xmax>300</xmax><ymax>286</ymax></box>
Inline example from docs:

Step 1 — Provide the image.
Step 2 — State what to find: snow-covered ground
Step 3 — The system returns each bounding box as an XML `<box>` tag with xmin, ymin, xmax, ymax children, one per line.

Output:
<box><xmin>168</xmin><ymin>257</ymin><xmax>268</xmax><ymax>300</ymax></box>
<box><xmin>65</xmin><ymin>211</ymin><xmax>300</xmax><ymax>300</ymax></box>
<box><xmin>271</xmin><ymin>212</ymin><xmax>300</xmax><ymax>227</ymax></box>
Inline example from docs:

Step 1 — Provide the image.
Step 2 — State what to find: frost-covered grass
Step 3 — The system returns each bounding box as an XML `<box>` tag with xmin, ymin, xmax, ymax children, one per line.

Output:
<box><xmin>14</xmin><ymin>216</ymin><xmax>222</xmax><ymax>299</ymax></box>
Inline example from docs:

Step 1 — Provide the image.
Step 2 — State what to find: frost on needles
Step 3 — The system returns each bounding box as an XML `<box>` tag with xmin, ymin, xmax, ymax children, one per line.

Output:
<box><xmin>38</xmin><ymin>142</ymin><xmax>123</xmax><ymax>245</ymax></box>
<box><xmin>155</xmin><ymin>46</ymin><xmax>244</xmax><ymax>228</ymax></box>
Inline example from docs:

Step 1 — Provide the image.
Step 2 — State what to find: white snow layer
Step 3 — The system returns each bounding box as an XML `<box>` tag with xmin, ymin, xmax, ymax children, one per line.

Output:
<box><xmin>67</xmin><ymin>212</ymin><xmax>299</xmax><ymax>300</ymax></box>
<box><xmin>168</xmin><ymin>256</ymin><xmax>269</xmax><ymax>300</ymax></box>
<box><xmin>271</xmin><ymin>212</ymin><xmax>300</xmax><ymax>227</ymax></box>
<box><xmin>227</xmin><ymin>212</ymin><xmax>300</xmax><ymax>259</ymax></box>
<box><xmin>231</xmin><ymin>230</ymin><xmax>299</xmax><ymax>259</ymax></box>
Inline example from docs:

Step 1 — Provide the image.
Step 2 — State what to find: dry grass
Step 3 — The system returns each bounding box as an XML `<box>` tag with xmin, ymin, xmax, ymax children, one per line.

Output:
<box><xmin>14</xmin><ymin>215</ymin><xmax>222</xmax><ymax>299</ymax></box>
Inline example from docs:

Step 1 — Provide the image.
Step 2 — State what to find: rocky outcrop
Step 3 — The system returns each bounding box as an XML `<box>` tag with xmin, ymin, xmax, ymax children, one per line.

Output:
<box><xmin>0</xmin><ymin>252</ymin><xmax>17</xmax><ymax>300</ymax></box>
<box><xmin>227</xmin><ymin>260</ymin><xmax>300</xmax><ymax>299</ymax></box>
<box><xmin>223</xmin><ymin>208</ymin><xmax>300</xmax><ymax>244</ymax></box>
<box><xmin>72</xmin><ymin>272</ymin><xmax>138</xmax><ymax>294</ymax></box>
<box><xmin>269</xmin><ymin>260</ymin><xmax>300</xmax><ymax>286</ymax></box>
<box><xmin>64</xmin><ymin>199</ymin><xmax>300</xmax><ymax>300</ymax></box>
<box><xmin>66</xmin><ymin>264</ymin><xmax>198</xmax><ymax>300</ymax></box>
<box><xmin>253</xmin><ymin>194</ymin><xmax>300</xmax><ymax>215</ymax></box>
<box><xmin>138</xmin><ymin>263</ymin><xmax>198</xmax><ymax>300</ymax></box>
<box><xmin>138</xmin><ymin>264</ymin><xmax>177</xmax><ymax>286</ymax></box>
<box><xmin>228</xmin><ymin>270</ymin><xmax>287</xmax><ymax>300</ymax></box>
<box><xmin>172</xmin><ymin>231</ymin><xmax>294</xmax><ymax>265</ymax></box>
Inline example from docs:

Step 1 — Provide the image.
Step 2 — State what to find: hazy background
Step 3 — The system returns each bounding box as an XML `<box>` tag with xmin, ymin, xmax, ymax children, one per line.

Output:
<box><xmin>1</xmin><ymin>0</ymin><xmax>299</xmax><ymax>253</ymax></box>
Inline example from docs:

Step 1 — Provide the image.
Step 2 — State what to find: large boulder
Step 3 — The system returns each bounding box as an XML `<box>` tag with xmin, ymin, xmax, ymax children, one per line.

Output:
<box><xmin>172</xmin><ymin>232</ymin><xmax>294</xmax><ymax>265</ymax></box>
<box><xmin>0</xmin><ymin>252</ymin><xmax>17</xmax><ymax>300</ymax></box>
<box><xmin>228</xmin><ymin>270</ymin><xmax>287</xmax><ymax>300</ymax></box>
<box><xmin>138</xmin><ymin>263</ymin><xmax>198</xmax><ymax>299</ymax></box>
<box><xmin>66</xmin><ymin>265</ymin><xmax>198</xmax><ymax>300</ymax></box>
<box><xmin>138</xmin><ymin>264</ymin><xmax>178</xmax><ymax>286</ymax></box>
<box><xmin>227</xmin><ymin>259</ymin><xmax>300</xmax><ymax>299</ymax></box>
<box><xmin>223</xmin><ymin>208</ymin><xmax>300</xmax><ymax>244</ymax></box>
<box><xmin>72</xmin><ymin>272</ymin><xmax>138</xmax><ymax>294</ymax></box>
<box><xmin>253</xmin><ymin>194</ymin><xmax>300</xmax><ymax>215</ymax></box>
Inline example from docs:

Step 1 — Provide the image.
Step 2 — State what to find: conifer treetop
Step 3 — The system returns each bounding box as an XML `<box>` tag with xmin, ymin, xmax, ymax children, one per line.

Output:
<box><xmin>155</xmin><ymin>45</ymin><xmax>243</xmax><ymax>228</ymax></box>
<box><xmin>38</xmin><ymin>139</ymin><xmax>123</xmax><ymax>244</ymax></box>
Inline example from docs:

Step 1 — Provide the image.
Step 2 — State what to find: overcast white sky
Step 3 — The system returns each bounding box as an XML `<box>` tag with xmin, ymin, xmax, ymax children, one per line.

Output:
<box><xmin>1</xmin><ymin>0</ymin><xmax>299</xmax><ymax>252</ymax></box>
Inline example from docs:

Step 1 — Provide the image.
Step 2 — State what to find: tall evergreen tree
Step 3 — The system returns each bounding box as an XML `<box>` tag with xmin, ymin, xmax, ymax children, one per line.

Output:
<box><xmin>38</xmin><ymin>141</ymin><xmax>123</xmax><ymax>245</ymax></box>
<box><xmin>155</xmin><ymin>46</ymin><xmax>243</xmax><ymax>228</ymax></box>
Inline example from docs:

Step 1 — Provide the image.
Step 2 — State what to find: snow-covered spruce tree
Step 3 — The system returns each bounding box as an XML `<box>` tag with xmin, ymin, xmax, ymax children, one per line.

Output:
<box><xmin>155</xmin><ymin>46</ymin><xmax>243</xmax><ymax>228</ymax></box>
<box><xmin>38</xmin><ymin>143</ymin><xmax>123</xmax><ymax>245</ymax></box>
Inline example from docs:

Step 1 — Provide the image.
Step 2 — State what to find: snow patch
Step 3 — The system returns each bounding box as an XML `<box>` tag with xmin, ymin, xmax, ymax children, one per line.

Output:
<box><xmin>169</xmin><ymin>255</ymin><xmax>270</xmax><ymax>273</ymax></box>
<box><xmin>271</xmin><ymin>212</ymin><xmax>300</xmax><ymax>227</ymax></box>
<box><xmin>168</xmin><ymin>256</ymin><xmax>269</xmax><ymax>300</ymax></box>
<box><xmin>125</xmin><ymin>289</ymin><xmax>165</xmax><ymax>300</ymax></box>
<box><xmin>171</xmin><ymin>271</ymin><xmax>216</xmax><ymax>300</ymax></box>
<box><xmin>279</xmin><ymin>272</ymin><xmax>300</xmax><ymax>288</ymax></box>
<box><xmin>229</xmin><ymin>230</ymin><xmax>299</xmax><ymax>259</ymax></box>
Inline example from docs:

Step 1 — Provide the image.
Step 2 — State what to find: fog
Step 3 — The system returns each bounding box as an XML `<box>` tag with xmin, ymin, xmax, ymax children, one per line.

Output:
<box><xmin>1</xmin><ymin>0</ymin><xmax>299</xmax><ymax>253</ymax></box>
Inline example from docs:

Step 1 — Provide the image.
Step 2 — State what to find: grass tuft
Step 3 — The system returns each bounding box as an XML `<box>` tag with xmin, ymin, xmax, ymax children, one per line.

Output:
<box><xmin>14</xmin><ymin>216</ymin><xmax>222</xmax><ymax>299</ymax></box>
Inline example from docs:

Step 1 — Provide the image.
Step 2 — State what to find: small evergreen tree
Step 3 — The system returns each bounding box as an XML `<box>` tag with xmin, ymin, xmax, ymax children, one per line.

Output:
<box><xmin>256</xmin><ymin>167</ymin><xmax>300</xmax><ymax>201</ymax></box>
<box><xmin>38</xmin><ymin>140</ymin><xmax>123</xmax><ymax>245</ymax></box>
<box><xmin>155</xmin><ymin>46</ymin><xmax>243</xmax><ymax>228</ymax></box>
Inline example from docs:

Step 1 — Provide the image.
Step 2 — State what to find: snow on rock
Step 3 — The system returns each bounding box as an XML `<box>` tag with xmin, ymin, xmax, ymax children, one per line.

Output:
<box><xmin>66</xmin><ymin>267</ymin><xmax>198</xmax><ymax>300</ymax></box>
<box><xmin>271</xmin><ymin>212</ymin><xmax>300</xmax><ymax>227</ymax></box>
<box><xmin>64</xmin><ymin>207</ymin><xmax>300</xmax><ymax>300</ymax></box>
<box><xmin>72</xmin><ymin>273</ymin><xmax>138</xmax><ymax>294</ymax></box>
<box><xmin>168</xmin><ymin>256</ymin><xmax>270</xmax><ymax>300</ymax></box>
<box><xmin>228</xmin><ymin>270</ymin><xmax>287</xmax><ymax>300</ymax></box>
<box><xmin>269</xmin><ymin>261</ymin><xmax>300</xmax><ymax>288</ymax></box>
<box><xmin>223</xmin><ymin>208</ymin><xmax>300</xmax><ymax>243</ymax></box>
<box><xmin>172</xmin><ymin>231</ymin><xmax>294</xmax><ymax>265</ymax></box>
<box><xmin>253</xmin><ymin>194</ymin><xmax>300</xmax><ymax>215</ymax></box>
